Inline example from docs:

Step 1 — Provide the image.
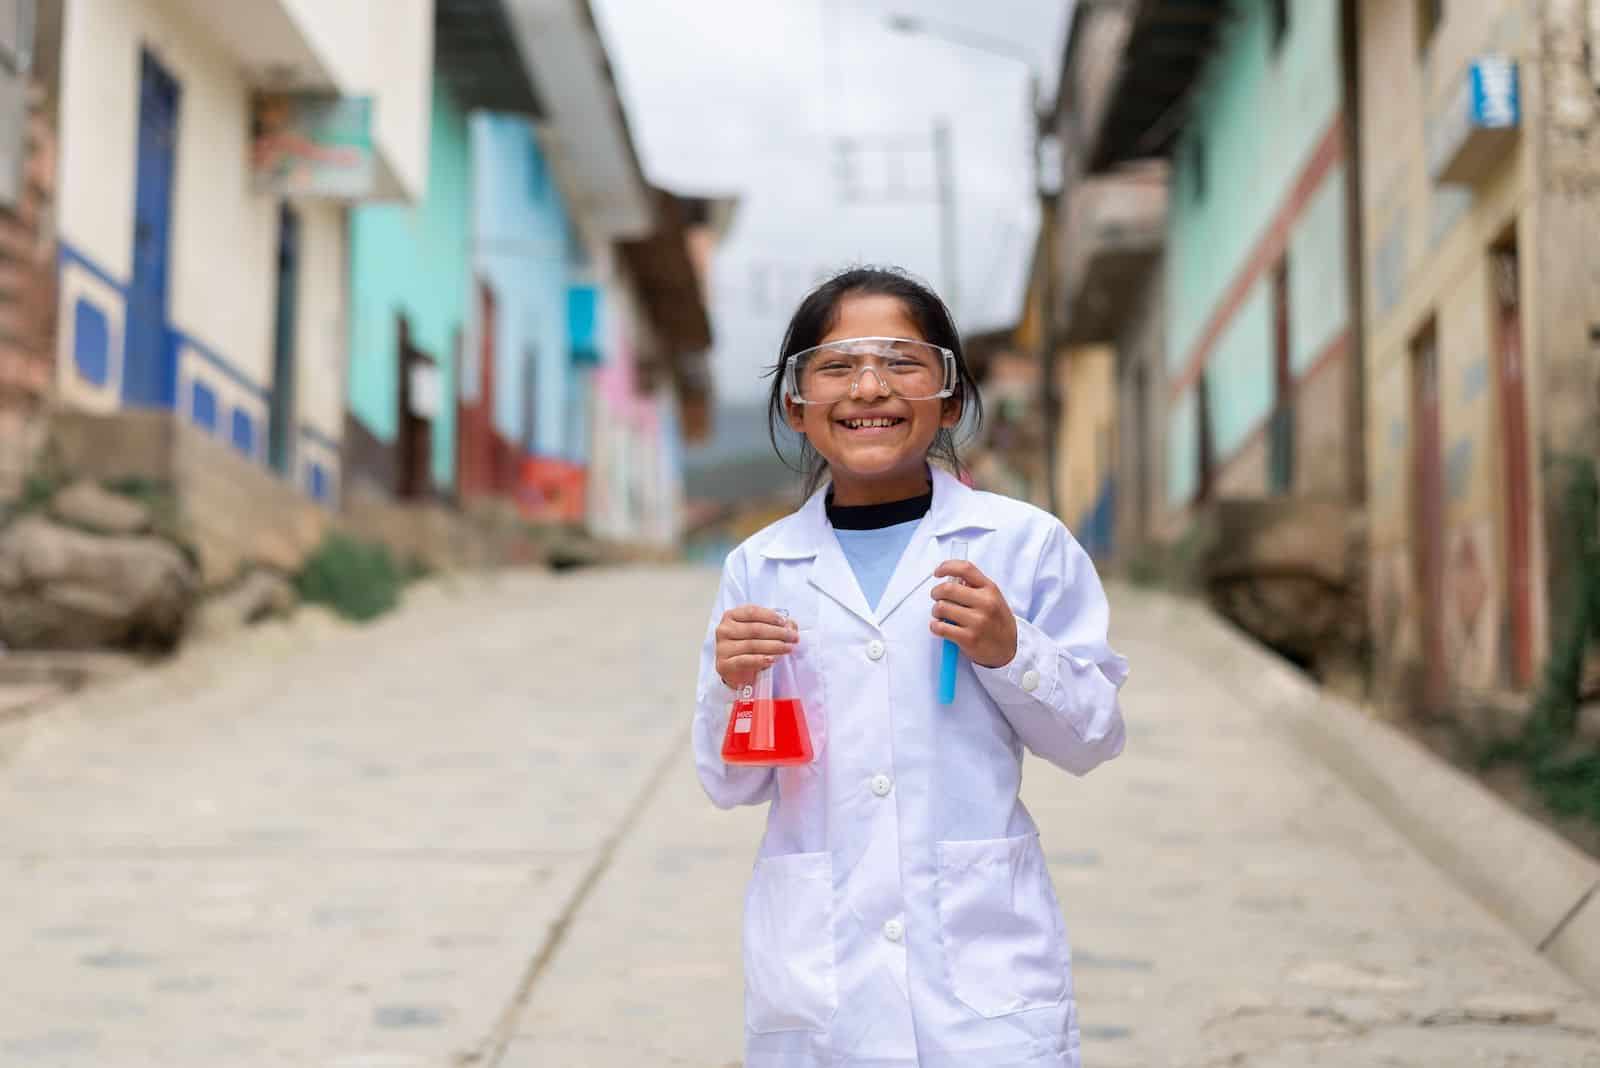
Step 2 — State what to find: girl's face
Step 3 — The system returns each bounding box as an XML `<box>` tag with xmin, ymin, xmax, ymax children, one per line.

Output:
<box><xmin>785</xmin><ymin>292</ymin><xmax>961</xmax><ymax>502</ymax></box>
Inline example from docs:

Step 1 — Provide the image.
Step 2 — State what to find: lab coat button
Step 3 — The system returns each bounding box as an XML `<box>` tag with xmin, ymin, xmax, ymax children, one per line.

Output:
<box><xmin>882</xmin><ymin>919</ymin><xmax>904</xmax><ymax>943</ymax></box>
<box><xmin>866</xmin><ymin>639</ymin><xmax>886</xmax><ymax>661</ymax></box>
<box><xmin>1021</xmin><ymin>669</ymin><xmax>1041</xmax><ymax>693</ymax></box>
<box><xmin>871</xmin><ymin>774</ymin><xmax>893</xmax><ymax>798</ymax></box>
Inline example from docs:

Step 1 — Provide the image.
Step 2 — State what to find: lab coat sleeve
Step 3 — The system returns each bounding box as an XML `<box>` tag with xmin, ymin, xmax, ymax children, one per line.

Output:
<box><xmin>973</xmin><ymin>521</ymin><xmax>1128</xmax><ymax>775</ymax></box>
<box><xmin>692</xmin><ymin>553</ymin><xmax>777</xmax><ymax>809</ymax></box>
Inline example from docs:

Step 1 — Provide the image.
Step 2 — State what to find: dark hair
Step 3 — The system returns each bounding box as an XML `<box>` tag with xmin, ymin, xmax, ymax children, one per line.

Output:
<box><xmin>766</xmin><ymin>265</ymin><xmax>983</xmax><ymax>497</ymax></box>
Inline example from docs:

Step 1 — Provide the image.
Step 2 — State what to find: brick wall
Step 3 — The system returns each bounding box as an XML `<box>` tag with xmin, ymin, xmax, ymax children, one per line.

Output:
<box><xmin>0</xmin><ymin>80</ymin><xmax>58</xmax><ymax>500</ymax></box>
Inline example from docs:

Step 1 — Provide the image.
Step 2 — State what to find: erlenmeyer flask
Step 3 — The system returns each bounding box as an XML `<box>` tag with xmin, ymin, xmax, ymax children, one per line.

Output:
<box><xmin>721</xmin><ymin>609</ymin><xmax>814</xmax><ymax>766</ymax></box>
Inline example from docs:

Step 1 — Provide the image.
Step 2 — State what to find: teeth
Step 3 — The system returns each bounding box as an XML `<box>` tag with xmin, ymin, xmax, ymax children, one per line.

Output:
<box><xmin>845</xmin><ymin>418</ymin><xmax>898</xmax><ymax>428</ymax></box>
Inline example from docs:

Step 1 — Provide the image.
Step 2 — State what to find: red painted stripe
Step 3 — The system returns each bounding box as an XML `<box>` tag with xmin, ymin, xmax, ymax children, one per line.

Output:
<box><xmin>1170</xmin><ymin>116</ymin><xmax>1348</xmax><ymax>400</ymax></box>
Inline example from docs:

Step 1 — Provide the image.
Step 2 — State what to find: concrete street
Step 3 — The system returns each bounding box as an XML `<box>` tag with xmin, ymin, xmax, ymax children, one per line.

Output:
<box><xmin>2</xmin><ymin>567</ymin><xmax>1598</xmax><ymax>1067</ymax></box>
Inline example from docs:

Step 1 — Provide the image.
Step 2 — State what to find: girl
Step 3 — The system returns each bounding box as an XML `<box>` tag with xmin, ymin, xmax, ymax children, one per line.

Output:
<box><xmin>693</xmin><ymin>266</ymin><xmax>1128</xmax><ymax>1068</ymax></box>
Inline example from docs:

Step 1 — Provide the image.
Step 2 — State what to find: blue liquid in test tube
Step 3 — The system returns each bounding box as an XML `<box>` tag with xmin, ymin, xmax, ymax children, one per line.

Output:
<box><xmin>938</xmin><ymin>539</ymin><xmax>968</xmax><ymax>705</ymax></box>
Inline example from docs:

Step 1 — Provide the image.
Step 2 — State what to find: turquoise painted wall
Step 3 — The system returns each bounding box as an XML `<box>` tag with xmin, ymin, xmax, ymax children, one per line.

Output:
<box><xmin>469</xmin><ymin>114</ymin><xmax>578</xmax><ymax>460</ymax></box>
<box><xmin>348</xmin><ymin>82</ymin><xmax>472</xmax><ymax>489</ymax></box>
<box><xmin>1162</xmin><ymin>0</ymin><xmax>1347</xmax><ymax>504</ymax></box>
<box><xmin>1166</xmin><ymin>0</ymin><xmax>1342</xmax><ymax>368</ymax></box>
<box><xmin>1287</xmin><ymin>160</ymin><xmax>1349</xmax><ymax>372</ymax></box>
<box><xmin>1209</xmin><ymin>285</ymin><xmax>1274</xmax><ymax>458</ymax></box>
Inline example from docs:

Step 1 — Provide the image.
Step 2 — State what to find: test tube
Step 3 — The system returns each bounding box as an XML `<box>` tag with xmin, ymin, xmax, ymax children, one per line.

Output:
<box><xmin>938</xmin><ymin>541</ymin><xmax>968</xmax><ymax>705</ymax></box>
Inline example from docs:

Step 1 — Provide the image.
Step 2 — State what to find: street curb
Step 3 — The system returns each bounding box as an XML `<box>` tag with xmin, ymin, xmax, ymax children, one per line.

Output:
<box><xmin>1163</xmin><ymin>594</ymin><xmax>1600</xmax><ymax>997</ymax></box>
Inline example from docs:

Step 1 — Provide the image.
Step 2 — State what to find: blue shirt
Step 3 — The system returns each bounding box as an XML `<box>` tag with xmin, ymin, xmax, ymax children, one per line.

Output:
<box><xmin>833</xmin><ymin>518</ymin><xmax>922</xmax><ymax>611</ymax></box>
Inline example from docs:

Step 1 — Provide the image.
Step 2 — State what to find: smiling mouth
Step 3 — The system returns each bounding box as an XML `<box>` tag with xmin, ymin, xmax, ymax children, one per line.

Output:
<box><xmin>837</xmin><ymin>416</ymin><xmax>906</xmax><ymax>430</ymax></box>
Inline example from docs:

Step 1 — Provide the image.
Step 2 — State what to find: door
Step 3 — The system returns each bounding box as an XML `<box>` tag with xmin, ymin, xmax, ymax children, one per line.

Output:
<box><xmin>1268</xmin><ymin>259</ymin><xmax>1294</xmax><ymax>494</ymax></box>
<box><xmin>124</xmin><ymin>51</ymin><xmax>180</xmax><ymax>407</ymax></box>
<box><xmin>268</xmin><ymin>202</ymin><xmax>300</xmax><ymax>475</ymax></box>
<box><xmin>396</xmin><ymin>315</ymin><xmax>434</xmax><ymax>500</ymax></box>
<box><xmin>1410</xmin><ymin>324</ymin><xmax>1448</xmax><ymax>709</ymax></box>
<box><xmin>1491</xmin><ymin>242</ymin><xmax>1534</xmax><ymax>686</ymax></box>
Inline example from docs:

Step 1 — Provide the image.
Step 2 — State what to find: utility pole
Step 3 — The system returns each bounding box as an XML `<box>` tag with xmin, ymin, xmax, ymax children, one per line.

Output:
<box><xmin>884</xmin><ymin>13</ymin><xmax>1063</xmax><ymax>514</ymax></box>
<box><xmin>831</xmin><ymin>127</ymin><xmax>961</xmax><ymax>322</ymax></box>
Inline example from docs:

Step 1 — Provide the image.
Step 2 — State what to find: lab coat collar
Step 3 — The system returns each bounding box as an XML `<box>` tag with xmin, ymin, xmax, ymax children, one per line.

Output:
<box><xmin>761</xmin><ymin>466</ymin><xmax>998</xmax><ymax>629</ymax></box>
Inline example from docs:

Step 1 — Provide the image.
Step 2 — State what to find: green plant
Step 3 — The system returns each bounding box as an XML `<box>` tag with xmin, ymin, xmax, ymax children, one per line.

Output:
<box><xmin>294</xmin><ymin>533</ymin><xmax>405</xmax><ymax>622</ymax></box>
<box><xmin>18</xmin><ymin>470</ymin><xmax>63</xmax><ymax>514</ymax></box>
<box><xmin>1483</xmin><ymin>453</ymin><xmax>1600</xmax><ymax>827</ymax></box>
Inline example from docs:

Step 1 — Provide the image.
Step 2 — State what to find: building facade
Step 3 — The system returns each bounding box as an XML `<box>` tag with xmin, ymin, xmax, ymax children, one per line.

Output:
<box><xmin>346</xmin><ymin>78</ymin><xmax>475</xmax><ymax>501</ymax></box>
<box><xmin>52</xmin><ymin>0</ymin><xmax>433</xmax><ymax>515</ymax></box>
<box><xmin>1048</xmin><ymin>0</ymin><xmax>1168</xmax><ymax>558</ymax></box>
<box><xmin>1157</xmin><ymin>0</ymin><xmax>1360</xmax><ymax>519</ymax></box>
<box><xmin>1357</xmin><ymin>0</ymin><xmax>1600</xmax><ymax>712</ymax></box>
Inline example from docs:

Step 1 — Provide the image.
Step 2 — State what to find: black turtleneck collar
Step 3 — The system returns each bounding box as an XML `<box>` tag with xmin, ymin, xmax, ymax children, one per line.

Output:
<box><xmin>826</xmin><ymin>488</ymin><xmax>933</xmax><ymax>531</ymax></box>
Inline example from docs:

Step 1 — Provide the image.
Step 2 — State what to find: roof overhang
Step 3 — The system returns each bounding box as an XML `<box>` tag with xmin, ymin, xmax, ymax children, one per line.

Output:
<box><xmin>618</xmin><ymin>189</ymin><xmax>714</xmax><ymax>356</ymax></box>
<box><xmin>617</xmin><ymin>189</ymin><xmax>717</xmax><ymax>443</ymax></box>
<box><xmin>1087</xmin><ymin>0</ymin><xmax>1230</xmax><ymax>172</ymax></box>
<box><xmin>435</xmin><ymin>0</ymin><xmax>545</xmax><ymax>115</ymax></box>
<box><xmin>504</xmin><ymin>0</ymin><xmax>653</xmax><ymax>240</ymax></box>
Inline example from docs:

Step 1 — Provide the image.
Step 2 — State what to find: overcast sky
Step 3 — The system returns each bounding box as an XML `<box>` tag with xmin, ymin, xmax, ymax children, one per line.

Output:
<box><xmin>590</xmin><ymin>0</ymin><xmax>1072</xmax><ymax>450</ymax></box>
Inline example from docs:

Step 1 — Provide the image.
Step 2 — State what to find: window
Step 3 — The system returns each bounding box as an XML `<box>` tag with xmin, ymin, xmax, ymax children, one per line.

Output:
<box><xmin>1190</xmin><ymin>135</ymin><xmax>1207</xmax><ymax>203</ymax></box>
<box><xmin>1416</xmin><ymin>0</ymin><xmax>1443</xmax><ymax>55</ymax></box>
<box><xmin>1268</xmin><ymin>0</ymin><xmax>1290</xmax><ymax>54</ymax></box>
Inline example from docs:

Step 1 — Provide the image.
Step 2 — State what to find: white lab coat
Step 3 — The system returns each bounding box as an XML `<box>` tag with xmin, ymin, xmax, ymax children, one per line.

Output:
<box><xmin>693</xmin><ymin>467</ymin><xmax>1128</xmax><ymax>1068</ymax></box>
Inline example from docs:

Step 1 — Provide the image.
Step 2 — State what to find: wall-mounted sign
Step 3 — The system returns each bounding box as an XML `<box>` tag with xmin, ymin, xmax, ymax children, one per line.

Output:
<box><xmin>568</xmin><ymin>284</ymin><xmax>602</xmax><ymax>366</ymax></box>
<box><xmin>1426</xmin><ymin>56</ymin><xmax>1520</xmax><ymax>187</ymax></box>
<box><xmin>251</xmin><ymin>93</ymin><xmax>376</xmax><ymax>199</ymax></box>
<box><xmin>408</xmin><ymin>362</ymin><xmax>440</xmax><ymax>420</ymax></box>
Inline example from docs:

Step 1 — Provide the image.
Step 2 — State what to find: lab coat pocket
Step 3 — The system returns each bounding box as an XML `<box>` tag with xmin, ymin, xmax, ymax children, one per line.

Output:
<box><xmin>743</xmin><ymin>851</ymin><xmax>837</xmax><ymax>1033</ymax></box>
<box><xmin>935</xmin><ymin>833</ymin><xmax>1069</xmax><ymax>1018</ymax></box>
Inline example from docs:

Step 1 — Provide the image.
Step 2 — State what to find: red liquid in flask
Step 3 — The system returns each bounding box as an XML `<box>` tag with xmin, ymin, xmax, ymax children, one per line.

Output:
<box><xmin>721</xmin><ymin>697</ymin><xmax>814</xmax><ymax>766</ymax></box>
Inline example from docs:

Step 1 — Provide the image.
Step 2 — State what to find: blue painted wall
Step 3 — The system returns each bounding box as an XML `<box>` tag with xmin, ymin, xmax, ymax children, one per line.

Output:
<box><xmin>468</xmin><ymin>114</ymin><xmax>581</xmax><ymax>460</ymax></box>
<box><xmin>348</xmin><ymin>82</ymin><xmax>472</xmax><ymax>489</ymax></box>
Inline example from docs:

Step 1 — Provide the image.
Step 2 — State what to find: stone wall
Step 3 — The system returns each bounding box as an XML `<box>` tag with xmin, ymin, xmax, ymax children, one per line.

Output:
<box><xmin>48</xmin><ymin>410</ymin><xmax>329</xmax><ymax>588</ymax></box>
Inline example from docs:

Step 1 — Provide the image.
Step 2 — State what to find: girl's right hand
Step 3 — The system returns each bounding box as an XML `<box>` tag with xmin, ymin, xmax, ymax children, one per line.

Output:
<box><xmin>715</xmin><ymin>605</ymin><xmax>798</xmax><ymax>690</ymax></box>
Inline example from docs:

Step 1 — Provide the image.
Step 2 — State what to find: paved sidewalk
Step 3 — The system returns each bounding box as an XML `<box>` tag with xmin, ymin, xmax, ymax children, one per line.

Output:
<box><xmin>1</xmin><ymin>568</ymin><xmax>1598</xmax><ymax>1066</ymax></box>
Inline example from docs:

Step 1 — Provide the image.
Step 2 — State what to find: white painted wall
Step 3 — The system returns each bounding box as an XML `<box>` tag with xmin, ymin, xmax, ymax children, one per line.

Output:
<box><xmin>295</xmin><ymin>200</ymin><xmax>348</xmax><ymax>441</ymax></box>
<box><xmin>56</xmin><ymin>0</ymin><xmax>370</xmax><ymax>502</ymax></box>
<box><xmin>59</xmin><ymin>0</ymin><xmax>276</xmax><ymax>384</ymax></box>
<box><xmin>57</xmin><ymin>0</ymin><xmax>141</xmax><ymax>282</ymax></box>
<box><xmin>340</xmin><ymin>0</ymin><xmax>433</xmax><ymax>202</ymax></box>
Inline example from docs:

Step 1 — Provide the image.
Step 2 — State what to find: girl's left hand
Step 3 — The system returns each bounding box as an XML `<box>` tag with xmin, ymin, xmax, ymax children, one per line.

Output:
<box><xmin>930</xmin><ymin>560</ymin><xmax>1018</xmax><ymax>669</ymax></box>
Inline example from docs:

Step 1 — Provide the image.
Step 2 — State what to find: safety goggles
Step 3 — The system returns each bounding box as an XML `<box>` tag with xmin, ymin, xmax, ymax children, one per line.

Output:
<box><xmin>783</xmin><ymin>337</ymin><xmax>957</xmax><ymax>405</ymax></box>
